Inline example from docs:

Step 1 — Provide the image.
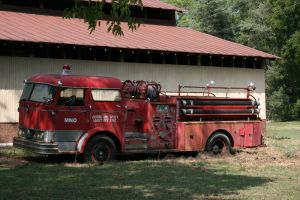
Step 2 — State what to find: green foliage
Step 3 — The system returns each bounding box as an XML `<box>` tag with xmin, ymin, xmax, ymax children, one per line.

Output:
<box><xmin>267</xmin><ymin>87</ymin><xmax>293</xmax><ymax>121</ymax></box>
<box><xmin>166</xmin><ymin>0</ymin><xmax>235</xmax><ymax>40</ymax></box>
<box><xmin>64</xmin><ymin>0</ymin><xmax>142</xmax><ymax>36</ymax></box>
<box><xmin>295</xmin><ymin>100</ymin><xmax>300</xmax><ymax>118</ymax></box>
<box><xmin>270</xmin><ymin>0</ymin><xmax>300</xmax><ymax>50</ymax></box>
<box><xmin>233</xmin><ymin>1</ymin><xmax>275</xmax><ymax>52</ymax></box>
<box><xmin>164</xmin><ymin>0</ymin><xmax>197</xmax><ymax>28</ymax></box>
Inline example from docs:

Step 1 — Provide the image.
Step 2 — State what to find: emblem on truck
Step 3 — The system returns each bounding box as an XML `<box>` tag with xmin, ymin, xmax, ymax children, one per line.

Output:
<box><xmin>64</xmin><ymin>118</ymin><xmax>78</xmax><ymax>123</ymax></box>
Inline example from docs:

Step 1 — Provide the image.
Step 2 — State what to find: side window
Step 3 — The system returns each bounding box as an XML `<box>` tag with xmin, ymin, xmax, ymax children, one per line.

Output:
<box><xmin>91</xmin><ymin>89</ymin><xmax>121</xmax><ymax>102</ymax></box>
<box><xmin>58</xmin><ymin>88</ymin><xmax>84</xmax><ymax>106</ymax></box>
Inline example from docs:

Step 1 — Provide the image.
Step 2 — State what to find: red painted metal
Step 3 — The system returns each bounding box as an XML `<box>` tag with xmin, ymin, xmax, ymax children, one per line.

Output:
<box><xmin>0</xmin><ymin>11</ymin><xmax>278</xmax><ymax>59</ymax></box>
<box><xmin>28</xmin><ymin>74</ymin><xmax>122</xmax><ymax>89</ymax></box>
<box><xmin>14</xmin><ymin>72</ymin><xmax>266</xmax><ymax>156</ymax></box>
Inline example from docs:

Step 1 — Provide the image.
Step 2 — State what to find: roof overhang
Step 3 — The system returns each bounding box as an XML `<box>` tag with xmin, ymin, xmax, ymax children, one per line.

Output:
<box><xmin>0</xmin><ymin>11</ymin><xmax>278</xmax><ymax>59</ymax></box>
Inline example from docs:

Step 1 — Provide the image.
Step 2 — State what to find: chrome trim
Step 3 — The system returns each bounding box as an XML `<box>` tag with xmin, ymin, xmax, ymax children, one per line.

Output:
<box><xmin>77</xmin><ymin>133</ymin><xmax>89</xmax><ymax>152</ymax></box>
<box><xmin>57</xmin><ymin>142</ymin><xmax>77</xmax><ymax>152</ymax></box>
<box><xmin>54</xmin><ymin>130</ymin><xmax>83</xmax><ymax>142</ymax></box>
<box><xmin>13</xmin><ymin>137</ymin><xmax>58</xmax><ymax>154</ymax></box>
<box><xmin>125</xmin><ymin>132</ymin><xmax>148</xmax><ymax>139</ymax></box>
<box><xmin>125</xmin><ymin>143</ymin><xmax>147</xmax><ymax>150</ymax></box>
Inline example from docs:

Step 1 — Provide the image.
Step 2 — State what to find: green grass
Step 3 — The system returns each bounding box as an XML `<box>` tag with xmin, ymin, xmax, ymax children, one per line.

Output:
<box><xmin>0</xmin><ymin>121</ymin><xmax>299</xmax><ymax>200</ymax></box>
<box><xmin>267</xmin><ymin>121</ymin><xmax>300</xmax><ymax>158</ymax></box>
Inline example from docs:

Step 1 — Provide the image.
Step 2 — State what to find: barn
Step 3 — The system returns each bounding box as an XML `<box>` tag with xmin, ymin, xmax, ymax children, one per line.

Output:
<box><xmin>0</xmin><ymin>0</ymin><xmax>277</xmax><ymax>143</ymax></box>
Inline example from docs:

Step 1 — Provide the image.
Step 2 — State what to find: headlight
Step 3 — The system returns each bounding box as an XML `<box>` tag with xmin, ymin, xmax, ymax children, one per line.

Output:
<box><xmin>33</xmin><ymin>131</ymin><xmax>54</xmax><ymax>143</ymax></box>
<box><xmin>18</xmin><ymin>129</ymin><xmax>25</xmax><ymax>137</ymax></box>
<box><xmin>33</xmin><ymin>131</ymin><xmax>45</xmax><ymax>141</ymax></box>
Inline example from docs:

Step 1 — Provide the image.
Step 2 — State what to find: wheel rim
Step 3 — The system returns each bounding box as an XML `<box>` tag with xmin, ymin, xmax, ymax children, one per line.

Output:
<box><xmin>92</xmin><ymin>143</ymin><xmax>111</xmax><ymax>162</ymax></box>
<box><xmin>212</xmin><ymin>140</ymin><xmax>226</xmax><ymax>154</ymax></box>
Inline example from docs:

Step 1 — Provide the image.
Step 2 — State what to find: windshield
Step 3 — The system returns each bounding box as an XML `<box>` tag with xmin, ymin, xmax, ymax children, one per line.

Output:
<box><xmin>20</xmin><ymin>83</ymin><xmax>34</xmax><ymax>101</ymax></box>
<box><xmin>20</xmin><ymin>83</ymin><xmax>56</xmax><ymax>103</ymax></box>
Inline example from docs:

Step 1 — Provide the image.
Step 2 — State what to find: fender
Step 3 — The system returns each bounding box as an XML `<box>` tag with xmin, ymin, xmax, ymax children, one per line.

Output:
<box><xmin>76</xmin><ymin>127</ymin><xmax>124</xmax><ymax>154</ymax></box>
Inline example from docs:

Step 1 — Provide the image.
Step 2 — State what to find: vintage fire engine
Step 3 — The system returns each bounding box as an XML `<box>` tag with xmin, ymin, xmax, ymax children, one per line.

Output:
<box><xmin>13</xmin><ymin>66</ymin><xmax>265</xmax><ymax>162</ymax></box>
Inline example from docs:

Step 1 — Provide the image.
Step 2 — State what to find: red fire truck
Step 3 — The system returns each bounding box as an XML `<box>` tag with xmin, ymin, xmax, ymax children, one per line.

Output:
<box><xmin>13</xmin><ymin>66</ymin><xmax>265</xmax><ymax>162</ymax></box>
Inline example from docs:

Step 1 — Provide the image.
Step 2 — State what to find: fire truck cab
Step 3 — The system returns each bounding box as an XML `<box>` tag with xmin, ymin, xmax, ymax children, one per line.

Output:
<box><xmin>13</xmin><ymin>66</ymin><xmax>265</xmax><ymax>162</ymax></box>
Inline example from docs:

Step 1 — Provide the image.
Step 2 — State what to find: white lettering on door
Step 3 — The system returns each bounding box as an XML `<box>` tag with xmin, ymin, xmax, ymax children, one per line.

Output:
<box><xmin>92</xmin><ymin>115</ymin><xmax>118</xmax><ymax>123</ymax></box>
<box><xmin>64</xmin><ymin>118</ymin><xmax>78</xmax><ymax>123</ymax></box>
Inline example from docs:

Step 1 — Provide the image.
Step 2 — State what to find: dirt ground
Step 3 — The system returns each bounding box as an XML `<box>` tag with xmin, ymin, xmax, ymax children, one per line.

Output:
<box><xmin>0</xmin><ymin>157</ymin><xmax>28</xmax><ymax>168</ymax></box>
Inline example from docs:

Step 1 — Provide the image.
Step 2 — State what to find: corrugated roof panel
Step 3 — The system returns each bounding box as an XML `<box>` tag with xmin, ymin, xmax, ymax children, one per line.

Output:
<box><xmin>0</xmin><ymin>11</ymin><xmax>278</xmax><ymax>59</ymax></box>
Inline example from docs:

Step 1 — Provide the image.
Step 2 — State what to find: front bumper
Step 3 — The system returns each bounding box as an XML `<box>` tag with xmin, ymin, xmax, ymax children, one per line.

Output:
<box><xmin>13</xmin><ymin>137</ymin><xmax>59</xmax><ymax>154</ymax></box>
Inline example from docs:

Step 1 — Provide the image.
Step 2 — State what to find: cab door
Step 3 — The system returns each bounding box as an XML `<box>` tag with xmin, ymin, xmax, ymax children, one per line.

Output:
<box><xmin>53</xmin><ymin>88</ymin><xmax>90</xmax><ymax>140</ymax></box>
<box><xmin>88</xmin><ymin>89</ymin><xmax>125</xmax><ymax>137</ymax></box>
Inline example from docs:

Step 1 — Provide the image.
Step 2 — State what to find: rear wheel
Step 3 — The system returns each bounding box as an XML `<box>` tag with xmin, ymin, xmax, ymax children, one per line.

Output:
<box><xmin>83</xmin><ymin>136</ymin><xmax>116</xmax><ymax>163</ymax></box>
<box><xmin>205</xmin><ymin>133</ymin><xmax>234</xmax><ymax>155</ymax></box>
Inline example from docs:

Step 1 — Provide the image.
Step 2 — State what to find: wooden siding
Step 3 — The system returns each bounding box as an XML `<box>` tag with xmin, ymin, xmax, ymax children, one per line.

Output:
<box><xmin>0</xmin><ymin>56</ymin><xmax>266</xmax><ymax>122</ymax></box>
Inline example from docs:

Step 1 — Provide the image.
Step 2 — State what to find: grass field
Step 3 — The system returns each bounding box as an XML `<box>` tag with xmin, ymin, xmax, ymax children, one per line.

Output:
<box><xmin>0</xmin><ymin>122</ymin><xmax>299</xmax><ymax>200</ymax></box>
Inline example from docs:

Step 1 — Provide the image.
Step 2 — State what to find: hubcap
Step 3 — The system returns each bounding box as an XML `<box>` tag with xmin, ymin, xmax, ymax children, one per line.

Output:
<box><xmin>92</xmin><ymin>143</ymin><xmax>110</xmax><ymax>162</ymax></box>
<box><xmin>212</xmin><ymin>140</ymin><xmax>225</xmax><ymax>154</ymax></box>
<box><xmin>212</xmin><ymin>145</ymin><xmax>220</xmax><ymax>154</ymax></box>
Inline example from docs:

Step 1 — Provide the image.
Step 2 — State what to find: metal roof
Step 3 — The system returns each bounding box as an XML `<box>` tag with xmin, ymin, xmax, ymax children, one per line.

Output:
<box><xmin>86</xmin><ymin>0</ymin><xmax>183</xmax><ymax>11</ymax></box>
<box><xmin>0</xmin><ymin>11</ymin><xmax>278</xmax><ymax>59</ymax></box>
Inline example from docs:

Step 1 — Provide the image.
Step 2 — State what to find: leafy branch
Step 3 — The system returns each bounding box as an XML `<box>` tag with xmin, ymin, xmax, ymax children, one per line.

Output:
<box><xmin>64</xmin><ymin>0</ymin><xmax>143</xmax><ymax>36</ymax></box>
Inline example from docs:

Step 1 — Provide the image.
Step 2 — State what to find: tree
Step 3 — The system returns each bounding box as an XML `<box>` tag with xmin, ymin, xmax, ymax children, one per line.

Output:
<box><xmin>64</xmin><ymin>0</ymin><xmax>143</xmax><ymax>36</ymax></box>
<box><xmin>232</xmin><ymin>1</ymin><xmax>275</xmax><ymax>52</ymax></box>
<box><xmin>266</xmin><ymin>0</ymin><xmax>300</xmax><ymax>120</ymax></box>
<box><xmin>163</xmin><ymin>0</ymin><xmax>198</xmax><ymax>28</ymax></box>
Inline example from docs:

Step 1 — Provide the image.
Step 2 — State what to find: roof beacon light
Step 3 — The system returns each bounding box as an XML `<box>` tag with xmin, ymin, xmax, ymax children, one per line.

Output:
<box><xmin>206</xmin><ymin>80</ymin><xmax>215</xmax><ymax>87</ymax></box>
<box><xmin>62</xmin><ymin>64</ymin><xmax>71</xmax><ymax>75</ymax></box>
<box><xmin>248</xmin><ymin>82</ymin><xmax>256</xmax><ymax>91</ymax></box>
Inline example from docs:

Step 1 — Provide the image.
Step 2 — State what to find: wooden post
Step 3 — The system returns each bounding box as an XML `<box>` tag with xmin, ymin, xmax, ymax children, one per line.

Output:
<box><xmin>148</xmin><ymin>51</ymin><xmax>152</xmax><ymax>63</ymax></box>
<box><xmin>221</xmin><ymin>57</ymin><xmax>224</xmax><ymax>67</ymax></box>
<box><xmin>46</xmin><ymin>45</ymin><xmax>50</xmax><ymax>58</ymax></box>
<box><xmin>187</xmin><ymin>54</ymin><xmax>190</xmax><ymax>65</ymax></box>
<box><xmin>162</xmin><ymin>52</ymin><xmax>165</xmax><ymax>64</ymax></box>
<box><xmin>135</xmin><ymin>51</ymin><xmax>139</xmax><ymax>63</ymax></box>
<box><xmin>174</xmin><ymin>53</ymin><xmax>178</xmax><ymax>65</ymax></box>
<box><xmin>197</xmin><ymin>55</ymin><xmax>201</xmax><ymax>66</ymax></box>
<box><xmin>253</xmin><ymin>58</ymin><xmax>257</xmax><ymax>68</ymax></box>
<box><xmin>120</xmin><ymin>49</ymin><xmax>124</xmax><ymax>62</ymax></box>
<box><xmin>39</xmin><ymin>0</ymin><xmax>44</xmax><ymax>9</ymax></box>
<box><xmin>92</xmin><ymin>48</ymin><xmax>96</xmax><ymax>61</ymax></box>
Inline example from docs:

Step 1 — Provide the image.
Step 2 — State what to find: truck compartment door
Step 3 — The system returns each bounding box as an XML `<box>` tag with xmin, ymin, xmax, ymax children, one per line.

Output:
<box><xmin>244</xmin><ymin>124</ymin><xmax>254</xmax><ymax>147</ymax></box>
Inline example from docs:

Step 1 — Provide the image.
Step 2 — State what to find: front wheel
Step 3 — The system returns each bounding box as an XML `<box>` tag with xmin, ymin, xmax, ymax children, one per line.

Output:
<box><xmin>205</xmin><ymin>133</ymin><xmax>234</xmax><ymax>155</ymax></box>
<box><xmin>83</xmin><ymin>136</ymin><xmax>116</xmax><ymax>163</ymax></box>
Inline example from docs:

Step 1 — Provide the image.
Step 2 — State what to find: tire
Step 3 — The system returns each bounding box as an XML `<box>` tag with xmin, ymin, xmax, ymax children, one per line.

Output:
<box><xmin>205</xmin><ymin>133</ymin><xmax>234</xmax><ymax>155</ymax></box>
<box><xmin>83</xmin><ymin>135</ymin><xmax>116</xmax><ymax>163</ymax></box>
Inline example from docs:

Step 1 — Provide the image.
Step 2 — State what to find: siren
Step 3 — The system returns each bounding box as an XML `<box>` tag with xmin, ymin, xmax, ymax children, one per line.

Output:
<box><xmin>62</xmin><ymin>64</ymin><xmax>71</xmax><ymax>75</ymax></box>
